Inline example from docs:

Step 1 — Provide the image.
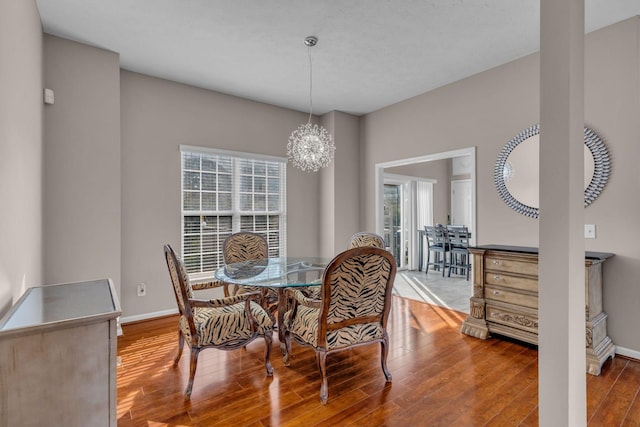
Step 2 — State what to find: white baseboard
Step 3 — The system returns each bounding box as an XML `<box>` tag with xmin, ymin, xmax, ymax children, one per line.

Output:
<box><xmin>120</xmin><ymin>308</ymin><xmax>178</xmax><ymax>326</ymax></box>
<box><xmin>615</xmin><ymin>345</ymin><xmax>640</xmax><ymax>361</ymax></box>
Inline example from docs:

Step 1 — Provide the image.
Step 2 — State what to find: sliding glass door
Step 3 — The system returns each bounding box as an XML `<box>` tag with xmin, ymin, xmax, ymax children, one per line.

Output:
<box><xmin>383</xmin><ymin>184</ymin><xmax>403</xmax><ymax>267</ymax></box>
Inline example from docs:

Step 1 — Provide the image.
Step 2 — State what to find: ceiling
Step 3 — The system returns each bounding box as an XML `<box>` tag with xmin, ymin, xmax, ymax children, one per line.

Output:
<box><xmin>36</xmin><ymin>1</ymin><xmax>639</xmax><ymax>116</ymax></box>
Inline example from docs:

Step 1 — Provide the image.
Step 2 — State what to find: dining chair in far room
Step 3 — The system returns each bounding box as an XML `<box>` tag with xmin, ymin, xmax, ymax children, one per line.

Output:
<box><xmin>163</xmin><ymin>244</ymin><xmax>274</xmax><ymax>398</ymax></box>
<box><xmin>223</xmin><ymin>231</ymin><xmax>278</xmax><ymax>317</ymax></box>
<box><xmin>447</xmin><ymin>225</ymin><xmax>471</xmax><ymax>280</ymax></box>
<box><xmin>348</xmin><ymin>231</ymin><xmax>385</xmax><ymax>249</ymax></box>
<box><xmin>424</xmin><ymin>225</ymin><xmax>450</xmax><ymax>276</ymax></box>
<box><xmin>282</xmin><ymin>247</ymin><xmax>397</xmax><ymax>404</ymax></box>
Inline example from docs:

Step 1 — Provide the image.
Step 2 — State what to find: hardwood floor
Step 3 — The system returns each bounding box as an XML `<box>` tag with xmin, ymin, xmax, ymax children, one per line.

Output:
<box><xmin>117</xmin><ymin>297</ymin><xmax>640</xmax><ymax>426</ymax></box>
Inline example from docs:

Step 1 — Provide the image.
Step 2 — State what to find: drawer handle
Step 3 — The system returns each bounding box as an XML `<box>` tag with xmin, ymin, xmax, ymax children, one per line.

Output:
<box><xmin>492</xmin><ymin>260</ymin><xmax>501</xmax><ymax>265</ymax></box>
<box><xmin>493</xmin><ymin>275</ymin><xmax>501</xmax><ymax>281</ymax></box>
<box><xmin>493</xmin><ymin>290</ymin><xmax>500</xmax><ymax>296</ymax></box>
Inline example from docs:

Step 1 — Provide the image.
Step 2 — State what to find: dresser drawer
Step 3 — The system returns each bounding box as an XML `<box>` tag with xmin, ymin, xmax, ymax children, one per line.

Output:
<box><xmin>485</xmin><ymin>285</ymin><xmax>538</xmax><ymax>309</ymax></box>
<box><xmin>486</xmin><ymin>302</ymin><xmax>539</xmax><ymax>334</ymax></box>
<box><xmin>484</xmin><ymin>272</ymin><xmax>538</xmax><ymax>293</ymax></box>
<box><xmin>484</xmin><ymin>256</ymin><xmax>538</xmax><ymax>277</ymax></box>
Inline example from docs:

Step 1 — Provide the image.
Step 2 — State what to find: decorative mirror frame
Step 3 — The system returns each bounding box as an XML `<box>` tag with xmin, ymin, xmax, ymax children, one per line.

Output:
<box><xmin>494</xmin><ymin>124</ymin><xmax>610</xmax><ymax>219</ymax></box>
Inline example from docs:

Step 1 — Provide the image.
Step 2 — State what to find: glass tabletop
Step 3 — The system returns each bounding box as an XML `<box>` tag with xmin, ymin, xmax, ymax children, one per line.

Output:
<box><xmin>214</xmin><ymin>256</ymin><xmax>329</xmax><ymax>288</ymax></box>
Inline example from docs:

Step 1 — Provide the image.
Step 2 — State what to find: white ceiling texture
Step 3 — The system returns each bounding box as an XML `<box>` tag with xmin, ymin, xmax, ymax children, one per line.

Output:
<box><xmin>36</xmin><ymin>0</ymin><xmax>640</xmax><ymax>116</ymax></box>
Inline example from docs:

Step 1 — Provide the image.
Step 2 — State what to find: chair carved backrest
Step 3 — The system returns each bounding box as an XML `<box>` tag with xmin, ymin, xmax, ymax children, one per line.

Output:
<box><xmin>348</xmin><ymin>232</ymin><xmax>385</xmax><ymax>249</ymax></box>
<box><xmin>164</xmin><ymin>245</ymin><xmax>197</xmax><ymax>340</ymax></box>
<box><xmin>223</xmin><ymin>232</ymin><xmax>268</xmax><ymax>264</ymax></box>
<box><xmin>317</xmin><ymin>247</ymin><xmax>396</xmax><ymax>348</ymax></box>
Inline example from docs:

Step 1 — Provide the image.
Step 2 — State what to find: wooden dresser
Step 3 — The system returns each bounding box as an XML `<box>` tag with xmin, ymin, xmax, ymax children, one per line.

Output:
<box><xmin>460</xmin><ymin>245</ymin><xmax>615</xmax><ymax>375</ymax></box>
<box><xmin>0</xmin><ymin>279</ymin><xmax>121</xmax><ymax>426</ymax></box>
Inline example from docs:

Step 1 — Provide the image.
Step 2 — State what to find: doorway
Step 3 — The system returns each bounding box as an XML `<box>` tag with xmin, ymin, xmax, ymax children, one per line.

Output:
<box><xmin>374</xmin><ymin>147</ymin><xmax>477</xmax><ymax>269</ymax></box>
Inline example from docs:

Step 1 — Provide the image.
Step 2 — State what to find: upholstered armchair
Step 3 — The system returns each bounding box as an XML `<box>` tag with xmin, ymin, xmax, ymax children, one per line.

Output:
<box><xmin>348</xmin><ymin>231</ymin><xmax>385</xmax><ymax>249</ymax></box>
<box><xmin>164</xmin><ymin>244</ymin><xmax>274</xmax><ymax>398</ymax></box>
<box><xmin>282</xmin><ymin>246</ymin><xmax>397</xmax><ymax>404</ymax></box>
<box><xmin>304</xmin><ymin>231</ymin><xmax>387</xmax><ymax>300</ymax></box>
<box><xmin>222</xmin><ymin>232</ymin><xmax>279</xmax><ymax>318</ymax></box>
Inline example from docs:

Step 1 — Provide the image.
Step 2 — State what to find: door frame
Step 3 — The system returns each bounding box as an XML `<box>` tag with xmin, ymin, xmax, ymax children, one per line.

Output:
<box><xmin>375</xmin><ymin>147</ymin><xmax>477</xmax><ymax>258</ymax></box>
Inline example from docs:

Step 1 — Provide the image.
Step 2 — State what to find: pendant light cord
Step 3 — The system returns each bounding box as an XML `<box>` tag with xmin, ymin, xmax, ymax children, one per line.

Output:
<box><xmin>307</xmin><ymin>45</ymin><xmax>313</xmax><ymax>123</ymax></box>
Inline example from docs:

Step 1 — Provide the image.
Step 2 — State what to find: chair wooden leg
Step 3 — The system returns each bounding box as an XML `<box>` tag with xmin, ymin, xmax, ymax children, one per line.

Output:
<box><xmin>185</xmin><ymin>347</ymin><xmax>200</xmax><ymax>398</ymax></box>
<box><xmin>174</xmin><ymin>330</ymin><xmax>184</xmax><ymax>366</ymax></box>
<box><xmin>318</xmin><ymin>351</ymin><xmax>329</xmax><ymax>404</ymax></box>
<box><xmin>283</xmin><ymin>329</ymin><xmax>292</xmax><ymax>366</ymax></box>
<box><xmin>381</xmin><ymin>335</ymin><xmax>392</xmax><ymax>381</ymax></box>
<box><xmin>263</xmin><ymin>331</ymin><xmax>274</xmax><ymax>376</ymax></box>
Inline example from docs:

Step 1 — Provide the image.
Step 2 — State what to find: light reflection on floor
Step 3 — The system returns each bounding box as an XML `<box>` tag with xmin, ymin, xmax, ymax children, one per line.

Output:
<box><xmin>392</xmin><ymin>269</ymin><xmax>471</xmax><ymax>314</ymax></box>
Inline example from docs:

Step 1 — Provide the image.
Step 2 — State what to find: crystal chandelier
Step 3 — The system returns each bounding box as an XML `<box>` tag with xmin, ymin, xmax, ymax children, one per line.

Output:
<box><xmin>287</xmin><ymin>36</ymin><xmax>335</xmax><ymax>172</ymax></box>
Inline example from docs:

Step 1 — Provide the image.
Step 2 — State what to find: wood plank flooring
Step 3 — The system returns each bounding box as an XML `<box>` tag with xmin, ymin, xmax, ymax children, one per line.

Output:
<box><xmin>117</xmin><ymin>297</ymin><xmax>640</xmax><ymax>426</ymax></box>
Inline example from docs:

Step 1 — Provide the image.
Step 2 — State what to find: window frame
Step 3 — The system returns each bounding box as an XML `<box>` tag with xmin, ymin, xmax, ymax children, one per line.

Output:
<box><xmin>180</xmin><ymin>145</ymin><xmax>287</xmax><ymax>279</ymax></box>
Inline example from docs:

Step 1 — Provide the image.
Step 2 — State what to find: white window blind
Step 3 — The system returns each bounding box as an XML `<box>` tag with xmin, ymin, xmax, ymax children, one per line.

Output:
<box><xmin>180</xmin><ymin>146</ymin><xmax>286</xmax><ymax>276</ymax></box>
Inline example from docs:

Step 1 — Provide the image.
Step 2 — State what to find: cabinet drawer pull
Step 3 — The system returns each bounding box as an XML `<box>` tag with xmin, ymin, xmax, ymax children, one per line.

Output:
<box><xmin>493</xmin><ymin>290</ymin><xmax>500</xmax><ymax>296</ymax></box>
<box><xmin>492</xmin><ymin>260</ymin><xmax>501</xmax><ymax>265</ymax></box>
<box><xmin>493</xmin><ymin>275</ymin><xmax>501</xmax><ymax>281</ymax></box>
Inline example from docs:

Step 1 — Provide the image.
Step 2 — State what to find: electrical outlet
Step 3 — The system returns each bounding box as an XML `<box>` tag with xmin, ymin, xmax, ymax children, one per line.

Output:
<box><xmin>584</xmin><ymin>224</ymin><xmax>596</xmax><ymax>239</ymax></box>
<box><xmin>137</xmin><ymin>282</ymin><xmax>146</xmax><ymax>297</ymax></box>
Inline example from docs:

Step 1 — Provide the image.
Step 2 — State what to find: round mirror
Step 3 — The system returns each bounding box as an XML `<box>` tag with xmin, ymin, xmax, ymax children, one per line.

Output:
<box><xmin>494</xmin><ymin>124</ymin><xmax>610</xmax><ymax>218</ymax></box>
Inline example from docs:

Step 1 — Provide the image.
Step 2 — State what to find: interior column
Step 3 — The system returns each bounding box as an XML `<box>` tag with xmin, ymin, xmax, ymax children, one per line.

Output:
<box><xmin>320</xmin><ymin>111</ymin><xmax>361</xmax><ymax>257</ymax></box>
<box><xmin>539</xmin><ymin>0</ymin><xmax>586</xmax><ymax>425</ymax></box>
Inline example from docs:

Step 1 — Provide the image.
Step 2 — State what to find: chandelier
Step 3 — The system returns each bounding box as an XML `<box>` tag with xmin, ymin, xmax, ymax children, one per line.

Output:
<box><xmin>287</xmin><ymin>36</ymin><xmax>335</xmax><ymax>172</ymax></box>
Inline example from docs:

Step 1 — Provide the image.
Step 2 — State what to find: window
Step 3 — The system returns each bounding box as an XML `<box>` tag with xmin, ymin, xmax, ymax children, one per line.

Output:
<box><xmin>181</xmin><ymin>146</ymin><xmax>286</xmax><ymax>277</ymax></box>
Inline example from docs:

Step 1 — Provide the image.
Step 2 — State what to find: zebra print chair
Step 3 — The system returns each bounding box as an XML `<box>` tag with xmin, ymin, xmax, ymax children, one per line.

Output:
<box><xmin>282</xmin><ymin>246</ymin><xmax>397</xmax><ymax>404</ymax></box>
<box><xmin>303</xmin><ymin>231</ymin><xmax>387</xmax><ymax>300</ymax></box>
<box><xmin>164</xmin><ymin>244</ymin><xmax>274</xmax><ymax>398</ymax></box>
<box><xmin>348</xmin><ymin>231</ymin><xmax>385</xmax><ymax>249</ymax></box>
<box><xmin>222</xmin><ymin>232</ymin><xmax>278</xmax><ymax>318</ymax></box>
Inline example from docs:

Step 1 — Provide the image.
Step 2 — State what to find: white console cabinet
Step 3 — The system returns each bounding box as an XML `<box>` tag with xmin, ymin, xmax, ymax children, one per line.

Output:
<box><xmin>0</xmin><ymin>279</ymin><xmax>121</xmax><ymax>426</ymax></box>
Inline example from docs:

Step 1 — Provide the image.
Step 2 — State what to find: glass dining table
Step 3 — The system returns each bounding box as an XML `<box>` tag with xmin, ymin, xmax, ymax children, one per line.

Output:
<box><xmin>214</xmin><ymin>256</ymin><xmax>329</xmax><ymax>351</ymax></box>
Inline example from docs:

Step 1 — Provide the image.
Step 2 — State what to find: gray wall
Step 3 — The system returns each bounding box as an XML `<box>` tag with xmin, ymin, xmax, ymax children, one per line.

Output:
<box><xmin>43</xmin><ymin>36</ymin><xmax>122</xmax><ymax>298</ymax></box>
<box><xmin>39</xmin><ymin>37</ymin><xmax>329</xmax><ymax>320</ymax></box>
<box><xmin>320</xmin><ymin>111</ymin><xmax>361</xmax><ymax>256</ymax></box>
<box><xmin>360</xmin><ymin>17</ymin><xmax>640</xmax><ymax>352</ymax></box>
<box><xmin>0</xmin><ymin>1</ymin><xmax>43</xmax><ymax>317</ymax></box>
<box><xmin>120</xmin><ymin>71</ymin><xmax>324</xmax><ymax>318</ymax></box>
<box><xmin>385</xmin><ymin>159</ymin><xmax>450</xmax><ymax>226</ymax></box>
